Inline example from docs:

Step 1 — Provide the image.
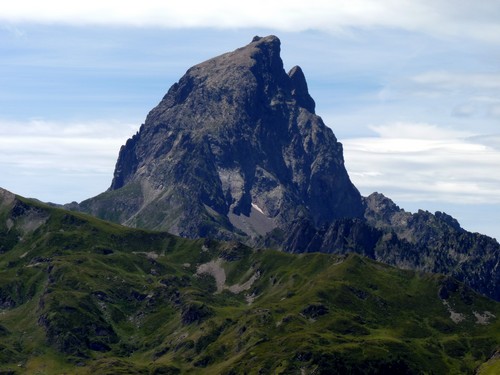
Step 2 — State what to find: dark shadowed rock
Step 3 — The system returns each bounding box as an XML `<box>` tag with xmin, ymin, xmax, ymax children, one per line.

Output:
<box><xmin>78</xmin><ymin>35</ymin><xmax>364</xmax><ymax>243</ymax></box>
<box><xmin>364</xmin><ymin>193</ymin><xmax>500</xmax><ymax>301</ymax></box>
<box><xmin>181</xmin><ymin>302</ymin><xmax>213</xmax><ymax>325</ymax></box>
<box><xmin>301</xmin><ymin>303</ymin><xmax>329</xmax><ymax>319</ymax></box>
<box><xmin>277</xmin><ymin>191</ymin><xmax>500</xmax><ymax>301</ymax></box>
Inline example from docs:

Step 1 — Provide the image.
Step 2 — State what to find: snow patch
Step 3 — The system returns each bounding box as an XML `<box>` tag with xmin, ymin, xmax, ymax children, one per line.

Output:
<box><xmin>251</xmin><ymin>202</ymin><xmax>264</xmax><ymax>214</ymax></box>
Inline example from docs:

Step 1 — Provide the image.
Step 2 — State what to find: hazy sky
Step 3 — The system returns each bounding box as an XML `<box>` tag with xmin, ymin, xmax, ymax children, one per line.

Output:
<box><xmin>1</xmin><ymin>1</ymin><xmax>499</xmax><ymax>239</ymax></box>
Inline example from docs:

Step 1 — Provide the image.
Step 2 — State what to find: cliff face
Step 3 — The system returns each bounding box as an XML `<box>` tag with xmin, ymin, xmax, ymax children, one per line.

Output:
<box><xmin>80</xmin><ymin>36</ymin><xmax>364</xmax><ymax>241</ymax></box>
<box><xmin>282</xmin><ymin>193</ymin><xmax>500</xmax><ymax>301</ymax></box>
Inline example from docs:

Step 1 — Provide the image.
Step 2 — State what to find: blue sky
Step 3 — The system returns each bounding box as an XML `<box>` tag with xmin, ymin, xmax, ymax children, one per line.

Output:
<box><xmin>1</xmin><ymin>1</ymin><xmax>499</xmax><ymax>240</ymax></box>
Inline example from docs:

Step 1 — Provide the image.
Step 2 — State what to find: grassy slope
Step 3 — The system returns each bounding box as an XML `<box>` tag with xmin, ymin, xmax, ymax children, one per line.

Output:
<box><xmin>0</xmin><ymin>195</ymin><xmax>499</xmax><ymax>374</ymax></box>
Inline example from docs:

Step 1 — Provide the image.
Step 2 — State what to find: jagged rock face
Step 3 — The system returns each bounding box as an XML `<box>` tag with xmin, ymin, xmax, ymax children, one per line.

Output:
<box><xmin>283</xmin><ymin>192</ymin><xmax>500</xmax><ymax>301</ymax></box>
<box><xmin>80</xmin><ymin>35</ymin><xmax>364</xmax><ymax>241</ymax></box>
<box><xmin>364</xmin><ymin>193</ymin><xmax>500</xmax><ymax>300</ymax></box>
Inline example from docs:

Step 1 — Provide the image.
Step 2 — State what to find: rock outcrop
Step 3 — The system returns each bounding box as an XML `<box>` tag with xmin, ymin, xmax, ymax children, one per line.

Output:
<box><xmin>282</xmin><ymin>192</ymin><xmax>500</xmax><ymax>301</ymax></box>
<box><xmin>79</xmin><ymin>35</ymin><xmax>364</xmax><ymax>243</ymax></box>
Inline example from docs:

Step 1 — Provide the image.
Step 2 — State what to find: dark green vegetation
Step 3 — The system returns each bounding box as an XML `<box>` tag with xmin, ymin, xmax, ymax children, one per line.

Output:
<box><xmin>1</xmin><ymin>189</ymin><xmax>499</xmax><ymax>374</ymax></box>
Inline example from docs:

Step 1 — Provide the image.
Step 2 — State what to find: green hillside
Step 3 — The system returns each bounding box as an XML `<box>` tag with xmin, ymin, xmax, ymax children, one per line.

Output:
<box><xmin>0</xmin><ymin>190</ymin><xmax>499</xmax><ymax>374</ymax></box>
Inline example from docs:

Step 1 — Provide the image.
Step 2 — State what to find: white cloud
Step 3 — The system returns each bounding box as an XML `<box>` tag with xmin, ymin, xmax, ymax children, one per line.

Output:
<box><xmin>376</xmin><ymin>70</ymin><xmax>500</xmax><ymax>125</ymax></box>
<box><xmin>452</xmin><ymin>103</ymin><xmax>477</xmax><ymax>118</ymax></box>
<box><xmin>369</xmin><ymin>122</ymin><xmax>472</xmax><ymax>140</ymax></box>
<box><xmin>451</xmin><ymin>99</ymin><xmax>500</xmax><ymax>119</ymax></box>
<box><xmin>1</xmin><ymin>1</ymin><xmax>500</xmax><ymax>43</ymax></box>
<box><xmin>412</xmin><ymin>72</ymin><xmax>500</xmax><ymax>90</ymax></box>
<box><xmin>0</xmin><ymin>119</ymin><xmax>137</xmax><ymax>139</ymax></box>
<box><xmin>343</xmin><ymin>122</ymin><xmax>500</xmax><ymax>204</ymax></box>
<box><xmin>489</xmin><ymin>104</ymin><xmax>500</xmax><ymax>118</ymax></box>
<box><xmin>0</xmin><ymin>119</ymin><xmax>137</xmax><ymax>202</ymax></box>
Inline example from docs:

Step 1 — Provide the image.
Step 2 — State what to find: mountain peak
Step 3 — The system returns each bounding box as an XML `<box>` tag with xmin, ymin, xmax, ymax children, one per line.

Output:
<box><xmin>247</xmin><ymin>35</ymin><xmax>282</xmax><ymax>72</ymax></box>
<box><xmin>82</xmin><ymin>35</ymin><xmax>364</xmax><ymax>243</ymax></box>
<box><xmin>249</xmin><ymin>35</ymin><xmax>281</xmax><ymax>60</ymax></box>
<box><xmin>251</xmin><ymin>34</ymin><xmax>280</xmax><ymax>48</ymax></box>
<box><xmin>72</xmin><ymin>37</ymin><xmax>500</xmax><ymax>303</ymax></box>
<box><xmin>288</xmin><ymin>65</ymin><xmax>315</xmax><ymax>113</ymax></box>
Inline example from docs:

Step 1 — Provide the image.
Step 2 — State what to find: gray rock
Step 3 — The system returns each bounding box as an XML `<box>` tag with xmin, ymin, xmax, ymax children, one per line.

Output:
<box><xmin>282</xmin><ymin>192</ymin><xmax>500</xmax><ymax>301</ymax></box>
<box><xmin>79</xmin><ymin>35</ymin><xmax>364</xmax><ymax>242</ymax></box>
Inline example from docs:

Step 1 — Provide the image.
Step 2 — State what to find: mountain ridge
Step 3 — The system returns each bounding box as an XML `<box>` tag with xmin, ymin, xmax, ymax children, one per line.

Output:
<box><xmin>2</xmin><ymin>34</ymin><xmax>500</xmax><ymax>374</ymax></box>
<box><xmin>0</xmin><ymin>187</ymin><xmax>498</xmax><ymax>373</ymax></box>
<box><xmin>66</xmin><ymin>35</ymin><xmax>500</xmax><ymax>302</ymax></box>
<box><xmin>283</xmin><ymin>192</ymin><xmax>500</xmax><ymax>300</ymax></box>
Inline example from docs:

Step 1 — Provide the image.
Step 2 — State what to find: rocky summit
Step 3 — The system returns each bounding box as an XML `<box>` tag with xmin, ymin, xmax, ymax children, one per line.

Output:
<box><xmin>75</xmin><ymin>36</ymin><xmax>500</xmax><ymax>302</ymax></box>
<box><xmin>79</xmin><ymin>35</ymin><xmax>364</xmax><ymax>243</ymax></box>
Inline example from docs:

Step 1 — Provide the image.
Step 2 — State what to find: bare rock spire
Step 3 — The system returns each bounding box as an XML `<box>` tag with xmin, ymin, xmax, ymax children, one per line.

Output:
<box><xmin>81</xmin><ymin>36</ymin><xmax>364</xmax><ymax>243</ymax></box>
